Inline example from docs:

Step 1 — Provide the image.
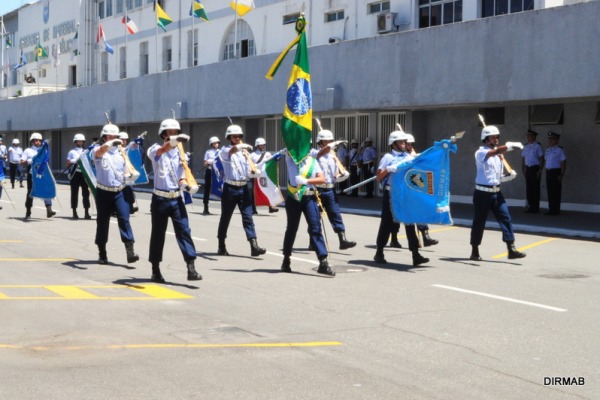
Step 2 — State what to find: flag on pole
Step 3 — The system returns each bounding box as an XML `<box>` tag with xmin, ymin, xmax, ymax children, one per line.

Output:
<box><xmin>230</xmin><ymin>0</ymin><xmax>255</xmax><ymax>16</ymax></box>
<box><xmin>156</xmin><ymin>3</ymin><xmax>174</xmax><ymax>32</ymax></box>
<box><xmin>189</xmin><ymin>0</ymin><xmax>209</xmax><ymax>21</ymax></box>
<box><xmin>210</xmin><ymin>157</ymin><xmax>225</xmax><ymax>198</ymax></box>
<box><xmin>121</xmin><ymin>15</ymin><xmax>139</xmax><ymax>34</ymax></box>
<box><xmin>254</xmin><ymin>153</ymin><xmax>284</xmax><ymax>207</ymax></box>
<box><xmin>5</xmin><ymin>37</ymin><xmax>12</xmax><ymax>48</ymax></box>
<box><xmin>34</xmin><ymin>43</ymin><xmax>48</xmax><ymax>61</ymax></box>
<box><xmin>96</xmin><ymin>24</ymin><xmax>114</xmax><ymax>54</ymax></box>
<box><xmin>13</xmin><ymin>48</ymin><xmax>27</xmax><ymax>70</ymax></box>
<box><xmin>77</xmin><ymin>147</ymin><xmax>97</xmax><ymax>198</ymax></box>
<box><xmin>389</xmin><ymin>139</ymin><xmax>458</xmax><ymax>225</ymax></box>
<box><xmin>266</xmin><ymin>16</ymin><xmax>312</xmax><ymax>164</ymax></box>
<box><xmin>31</xmin><ymin>141</ymin><xmax>57</xmax><ymax>200</ymax></box>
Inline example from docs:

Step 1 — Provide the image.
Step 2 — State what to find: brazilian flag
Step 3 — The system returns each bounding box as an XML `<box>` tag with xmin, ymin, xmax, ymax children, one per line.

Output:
<box><xmin>267</xmin><ymin>16</ymin><xmax>312</xmax><ymax>164</ymax></box>
<box><xmin>35</xmin><ymin>43</ymin><xmax>48</xmax><ymax>61</ymax></box>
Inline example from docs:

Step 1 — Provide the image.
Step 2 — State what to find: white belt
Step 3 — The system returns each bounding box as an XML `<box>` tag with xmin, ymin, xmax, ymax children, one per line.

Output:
<box><xmin>225</xmin><ymin>179</ymin><xmax>247</xmax><ymax>187</ymax></box>
<box><xmin>476</xmin><ymin>185</ymin><xmax>500</xmax><ymax>193</ymax></box>
<box><xmin>304</xmin><ymin>189</ymin><xmax>316</xmax><ymax>196</ymax></box>
<box><xmin>97</xmin><ymin>183</ymin><xmax>125</xmax><ymax>192</ymax></box>
<box><xmin>153</xmin><ymin>189</ymin><xmax>181</xmax><ymax>199</ymax></box>
<box><xmin>316</xmin><ymin>183</ymin><xmax>335</xmax><ymax>189</ymax></box>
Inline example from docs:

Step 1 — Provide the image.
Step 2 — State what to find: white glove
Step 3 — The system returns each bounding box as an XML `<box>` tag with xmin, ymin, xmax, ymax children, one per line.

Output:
<box><xmin>295</xmin><ymin>175</ymin><xmax>308</xmax><ymax>186</ymax></box>
<box><xmin>370</xmin><ymin>166</ymin><xmax>375</xmax><ymax>174</ymax></box>
<box><xmin>206</xmin><ymin>158</ymin><xmax>214</xmax><ymax>165</ymax></box>
<box><xmin>105</xmin><ymin>139</ymin><xmax>122</xmax><ymax>147</ymax></box>
<box><xmin>236</xmin><ymin>143</ymin><xmax>253</xmax><ymax>151</ymax></box>
<box><xmin>356</xmin><ymin>168</ymin><xmax>362</xmax><ymax>175</ymax></box>
<box><xmin>386</xmin><ymin>165</ymin><xmax>397</xmax><ymax>173</ymax></box>
<box><xmin>500</xmin><ymin>170</ymin><xmax>517</xmax><ymax>182</ymax></box>
<box><xmin>248</xmin><ymin>169</ymin><xmax>262</xmax><ymax>178</ymax></box>
<box><xmin>335</xmin><ymin>172</ymin><xmax>350</xmax><ymax>183</ymax></box>
<box><xmin>177</xmin><ymin>134</ymin><xmax>190</xmax><ymax>143</ymax></box>
<box><xmin>186</xmin><ymin>185</ymin><xmax>199</xmax><ymax>194</ymax></box>
<box><xmin>169</xmin><ymin>135</ymin><xmax>180</xmax><ymax>147</ymax></box>
<box><xmin>505</xmin><ymin>141</ymin><xmax>524</xmax><ymax>151</ymax></box>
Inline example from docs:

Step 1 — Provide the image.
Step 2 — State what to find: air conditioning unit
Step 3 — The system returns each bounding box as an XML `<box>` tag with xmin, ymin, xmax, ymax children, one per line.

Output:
<box><xmin>377</xmin><ymin>12</ymin><xmax>397</xmax><ymax>34</ymax></box>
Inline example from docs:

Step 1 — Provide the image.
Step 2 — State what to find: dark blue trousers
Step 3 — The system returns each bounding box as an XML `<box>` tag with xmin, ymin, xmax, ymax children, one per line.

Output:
<box><xmin>149</xmin><ymin>195</ymin><xmax>196</xmax><ymax>263</ymax></box>
<box><xmin>546</xmin><ymin>169</ymin><xmax>562</xmax><ymax>214</ymax></box>
<box><xmin>470</xmin><ymin>189</ymin><xmax>515</xmax><ymax>246</ymax></box>
<box><xmin>217</xmin><ymin>183</ymin><xmax>257</xmax><ymax>241</ymax></box>
<box><xmin>316</xmin><ymin>188</ymin><xmax>345</xmax><ymax>233</ymax></box>
<box><xmin>203</xmin><ymin>168</ymin><xmax>212</xmax><ymax>205</ymax></box>
<box><xmin>376</xmin><ymin>190</ymin><xmax>419</xmax><ymax>251</ymax></box>
<box><xmin>525</xmin><ymin>165</ymin><xmax>541</xmax><ymax>212</ymax></box>
<box><xmin>95</xmin><ymin>188</ymin><xmax>134</xmax><ymax>245</ymax></box>
<box><xmin>283</xmin><ymin>194</ymin><xmax>327</xmax><ymax>259</ymax></box>
<box><xmin>70</xmin><ymin>171</ymin><xmax>91</xmax><ymax>210</ymax></box>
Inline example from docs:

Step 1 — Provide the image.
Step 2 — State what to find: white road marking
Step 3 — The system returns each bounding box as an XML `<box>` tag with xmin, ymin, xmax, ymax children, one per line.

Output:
<box><xmin>432</xmin><ymin>284</ymin><xmax>567</xmax><ymax>312</ymax></box>
<box><xmin>267</xmin><ymin>251</ymin><xmax>319</xmax><ymax>265</ymax></box>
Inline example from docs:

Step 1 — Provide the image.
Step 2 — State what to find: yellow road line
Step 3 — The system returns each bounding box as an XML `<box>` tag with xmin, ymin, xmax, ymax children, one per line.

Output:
<box><xmin>492</xmin><ymin>237</ymin><xmax>558</xmax><ymax>259</ymax></box>
<box><xmin>1</xmin><ymin>341</ymin><xmax>344</xmax><ymax>351</ymax></box>
<box><xmin>0</xmin><ymin>285</ymin><xmax>193</xmax><ymax>300</ymax></box>
<box><xmin>0</xmin><ymin>258</ymin><xmax>76</xmax><ymax>262</ymax></box>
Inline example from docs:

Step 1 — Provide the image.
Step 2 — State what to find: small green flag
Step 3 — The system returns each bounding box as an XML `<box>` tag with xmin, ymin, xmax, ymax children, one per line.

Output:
<box><xmin>156</xmin><ymin>3</ymin><xmax>174</xmax><ymax>32</ymax></box>
<box><xmin>190</xmin><ymin>0</ymin><xmax>209</xmax><ymax>21</ymax></box>
<box><xmin>35</xmin><ymin>43</ymin><xmax>48</xmax><ymax>61</ymax></box>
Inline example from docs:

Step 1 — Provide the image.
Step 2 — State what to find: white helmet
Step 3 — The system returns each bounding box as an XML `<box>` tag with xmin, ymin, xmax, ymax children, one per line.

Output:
<box><xmin>405</xmin><ymin>134</ymin><xmax>415</xmax><ymax>144</ymax></box>
<box><xmin>209</xmin><ymin>136</ymin><xmax>220</xmax><ymax>145</ymax></box>
<box><xmin>388</xmin><ymin>130</ymin><xmax>409</xmax><ymax>146</ymax></box>
<box><xmin>101</xmin><ymin>124</ymin><xmax>120</xmax><ymax>137</ymax></box>
<box><xmin>12</xmin><ymin>138</ymin><xmax>20</xmax><ymax>145</ymax></box>
<box><xmin>255</xmin><ymin>137</ymin><xmax>266</xmax><ymax>146</ymax></box>
<box><xmin>119</xmin><ymin>132</ymin><xmax>129</xmax><ymax>140</ymax></box>
<box><xmin>316</xmin><ymin>130</ymin><xmax>334</xmax><ymax>143</ymax></box>
<box><xmin>30</xmin><ymin>132</ymin><xmax>43</xmax><ymax>142</ymax></box>
<box><xmin>481</xmin><ymin>125</ymin><xmax>500</xmax><ymax>141</ymax></box>
<box><xmin>73</xmin><ymin>133</ymin><xmax>86</xmax><ymax>142</ymax></box>
<box><xmin>225</xmin><ymin>125</ymin><xmax>243</xmax><ymax>138</ymax></box>
<box><xmin>159</xmin><ymin>119</ymin><xmax>181</xmax><ymax>137</ymax></box>
<box><xmin>365</xmin><ymin>137</ymin><xmax>374</xmax><ymax>143</ymax></box>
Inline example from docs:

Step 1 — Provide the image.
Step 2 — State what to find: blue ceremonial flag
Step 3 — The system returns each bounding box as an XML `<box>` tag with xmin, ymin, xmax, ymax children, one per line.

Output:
<box><xmin>390</xmin><ymin>139</ymin><xmax>457</xmax><ymax>225</ymax></box>
<box><xmin>126</xmin><ymin>142</ymin><xmax>149</xmax><ymax>185</ymax></box>
<box><xmin>30</xmin><ymin>141</ymin><xmax>57</xmax><ymax>199</ymax></box>
<box><xmin>210</xmin><ymin>156</ymin><xmax>224</xmax><ymax>198</ymax></box>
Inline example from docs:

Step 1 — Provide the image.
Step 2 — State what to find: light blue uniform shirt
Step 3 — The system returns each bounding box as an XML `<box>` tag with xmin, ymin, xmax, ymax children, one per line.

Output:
<box><xmin>309</xmin><ymin>148</ymin><xmax>337</xmax><ymax>185</ymax></box>
<box><xmin>67</xmin><ymin>147</ymin><xmax>84</xmax><ymax>172</ymax></box>
<box><xmin>474</xmin><ymin>146</ymin><xmax>503</xmax><ymax>186</ymax></box>
<box><xmin>285</xmin><ymin>154</ymin><xmax>323</xmax><ymax>188</ymax></box>
<box><xmin>378</xmin><ymin>150</ymin><xmax>413</xmax><ymax>187</ymax></box>
<box><xmin>204</xmin><ymin>148</ymin><xmax>219</xmax><ymax>169</ymax></box>
<box><xmin>92</xmin><ymin>144</ymin><xmax>126</xmax><ymax>187</ymax></box>
<box><xmin>521</xmin><ymin>142</ymin><xmax>544</xmax><ymax>167</ymax></box>
<box><xmin>148</xmin><ymin>144</ymin><xmax>185</xmax><ymax>191</ymax></box>
<box><xmin>219</xmin><ymin>145</ymin><xmax>251</xmax><ymax>181</ymax></box>
<box><xmin>361</xmin><ymin>146</ymin><xmax>378</xmax><ymax>164</ymax></box>
<box><xmin>545</xmin><ymin>146</ymin><xmax>566</xmax><ymax>169</ymax></box>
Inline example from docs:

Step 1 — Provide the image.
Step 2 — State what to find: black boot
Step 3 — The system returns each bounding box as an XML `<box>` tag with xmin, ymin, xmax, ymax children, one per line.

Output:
<box><xmin>338</xmin><ymin>232</ymin><xmax>356</xmax><ymax>250</ymax></box>
<box><xmin>124</xmin><ymin>241</ymin><xmax>139</xmax><ymax>263</ymax></box>
<box><xmin>98</xmin><ymin>244</ymin><xmax>108</xmax><ymax>264</ymax></box>
<box><xmin>72</xmin><ymin>209</ymin><xmax>79</xmax><ymax>219</ymax></box>
<box><xmin>422</xmin><ymin>230</ymin><xmax>439</xmax><ymax>247</ymax></box>
<box><xmin>217</xmin><ymin>239</ymin><xmax>229</xmax><ymax>256</ymax></box>
<box><xmin>46</xmin><ymin>205</ymin><xmax>56</xmax><ymax>218</ymax></box>
<box><xmin>412</xmin><ymin>251</ymin><xmax>430</xmax><ymax>266</ymax></box>
<box><xmin>151</xmin><ymin>262</ymin><xmax>165</xmax><ymax>283</ymax></box>
<box><xmin>470</xmin><ymin>246</ymin><xmax>482</xmax><ymax>261</ymax></box>
<box><xmin>269</xmin><ymin>206</ymin><xmax>279</xmax><ymax>213</ymax></box>
<box><xmin>507</xmin><ymin>242</ymin><xmax>526</xmax><ymax>259</ymax></box>
<box><xmin>389</xmin><ymin>234</ymin><xmax>402</xmax><ymax>248</ymax></box>
<box><xmin>281</xmin><ymin>256</ymin><xmax>292</xmax><ymax>273</ymax></box>
<box><xmin>249</xmin><ymin>238</ymin><xmax>266</xmax><ymax>257</ymax></box>
<box><xmin>317</xmin><ymin>257</ymin><xmax>335</xmax><ymax>276</ymax></box>
<box><xmin>373</xmin><ymin>249</ymin><xmax>387</xmax><ymax>264</ymax></box>
<box><xmin>202</xmin><ymin>204</ymin><xmax>210</xmax><ymax>215</ymax></box>
<box><xmin>84</xmin><ymin>208</ymin><xmax>92</xmax><ymax>219</ymax></box>
<box><xmin>25</xmin><ymin>208</ymin><xmax>31</xmax><ymax>219</ymax></box>
<box><xmin>186</xmin><ymin>260</ymin><xmax>202</xmax><ymax>281</ymax></box>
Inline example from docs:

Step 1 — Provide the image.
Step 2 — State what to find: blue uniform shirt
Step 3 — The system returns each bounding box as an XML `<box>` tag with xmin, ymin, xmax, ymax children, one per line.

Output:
<box><xmin>92</xmin><ymin>144</ymin><xmax>126</xmax><ymax>187</ymax></box>
<box><xmin>378</xmin><ymin>150</ymin><xmax>414</xmax><ymax>187</ymax></box>
<box><xmin>285</xmin><ymin>154</ymin><xmax>323</xmax><ymax>188</ymax></box>
<box><xmin>361</xmin><ymin>146</ymin><xmax>377</xmax><ymax>164</ymax></box>
<box><xmin>474</xmin><ymin>146</ymin><xmax>503</xmax><ymax>186</ymax></box>
<box><xmin>219</xmin><ymin>145</ymin><xmax>251</xmax><ymax>181</ymax></box>
<box><xmin>148</xmin><ymin>144</ymin><xmax>185</xmax><ymax>191</ymax></box>
<box><xmin>545</xmin><ymin>146</ymin><xmax>566</xmax><ymax>169</ymax></box>
<box><xmin>309</xmin><ymin>148</ymin><xmax>337</xmax><ymax>185</ymax></box>
<box><xmin>521</xmin><ymin>142</ymin><xmax>544</xmax><ymax>167</ymax></box>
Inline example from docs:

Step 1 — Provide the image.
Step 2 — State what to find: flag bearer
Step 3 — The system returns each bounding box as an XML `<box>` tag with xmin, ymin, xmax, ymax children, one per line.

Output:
<box><xmin>250</xmin><ymin>137</ymin><xmax>279</xmax><ymax>214</ymax></box>
<box><xmin>119</xmin><ymin>132</ymin><xmax>139</xmax><ymax>215</ymax></box>
<box><xmin>92</xmin><ymin>124</ymin><xmax>139</xmax><ymax>265</ymax></box>
<box><xmin>216</xmin><ymin>124</ymin><xmax>266</xmax><ymax>257</ymax></box>
<box><xmin>373</xmin><ymin>129</ymin><xmax>429</xmax><ymax>266</ymax></box>
<box><xmin>66</xmin><ymin>133</ymin><xmax>91</xmax><ymax>219</ymax></box>
<box><xmin>147</xmin><ymin>118</ymin><xmax>201</xmax><ymax>283</ymax></box>
<box><xmin>21</xmin><ymin>133</ymin><xmax>56</xmax><ymax>219</ymax></box>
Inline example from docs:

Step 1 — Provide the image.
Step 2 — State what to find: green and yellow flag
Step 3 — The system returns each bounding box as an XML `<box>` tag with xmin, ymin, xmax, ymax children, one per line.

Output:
<box><xmin>156</xmin><ymin>3</ymin><xmax>174</xmax><ymax>32</ymax></box>
<box><xmin>267</xmin><ymin>16</ymin><xmax>311</xmax><ymax>164</ymax></box>
<box><xmin>190</xmin><ymin>0</ymin><xmax>209</xmax><ymax>21</ymax></box>
<box><xmin>35</xmin><ymin>43</ymin><xmax>47</xmax><ymax>61</ymax></box>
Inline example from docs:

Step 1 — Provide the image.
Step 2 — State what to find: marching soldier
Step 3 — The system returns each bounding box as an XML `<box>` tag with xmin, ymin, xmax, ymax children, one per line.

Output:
<box><xmin>360</xmin><ymin>137</ymin><xmax>377</xmax><ymax>198</ymax></box>
<box><xmin>119</xmin><ymin>132</ymin><xmax>139</xmax><ymax>215</ymax></box>
<box><xmin>147</xmin><ymin>118</ymin><xmax>201</xmax><ymax>283</ymax></box>
<box><xmin>66</xmin><ymin>133</ymin><xmax>91</xmax><ymax>219</ymax></box>
<box><xmin>21</xmin><ymin>133</ymin><xmax>56</xmax><ymax>219</ymax></box>
<box><xmin>216</xmin><ymin>125</ymin><xmax>266</xmax><ymax>257</ymax></box>
<box><xmin>373</xmin><ymin>129</ymin><xmax>429</xmax><ymax>266</ymax></box>
<box><xmin>309</xmin><ymin>128</ymin><xmax>355</xmax><ymax>250</ymax></box>
<box><xmin>348</xmin><ymin>139</ymin><xmax>360</xmax><ymax>197</ymax></box>
<box><xmin>469</xmin><ymin>125</ymin><xmax>526</xmax><ymax>261</ymax></box>
<box><xmin>521</xmin><ymin>129</ymin><xmax>544</xmax><ymax>214</ymax></box>
<box><xmin>202</xmin><ymin>136</ymin><xmax>220</xmax><ymax>215</ymax></box>
<box><xmin>544</xmin><ymin>131</ymin><xmax>567</xmax><ymax>216</ymax></box>
<box><xmin>8</xmin><ymin>138</ymin><xmax>24</xmax><ymax>188</ymax></box>
<box><xmin>92</xmin><ymin>124</ymin><xmax>139</xmax><ymax>265</ymax></box>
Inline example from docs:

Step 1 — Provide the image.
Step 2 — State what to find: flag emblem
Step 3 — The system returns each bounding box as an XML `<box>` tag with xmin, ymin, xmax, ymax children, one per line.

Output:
<box><xmin>286</xmin><ymin>78</ymin><xmax>312</xmax><ymax>117</ymax></box>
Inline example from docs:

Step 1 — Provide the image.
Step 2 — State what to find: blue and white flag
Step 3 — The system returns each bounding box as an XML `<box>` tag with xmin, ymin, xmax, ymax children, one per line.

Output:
<box><xmin>126</xmin><ymin>141</ymin><xmax>149</xmax><ymax>185</ymax></box>
<box><xmin>210</xmin><ymin>156</ymin><xmax>225</xmax><ymax>198</ymax></box>
<box><xmin>390</xmin><ymin>139</ymin><xmax>457</xmax><ymax>225</ymax></box>
<box><xmin>30</xmin><ymin>141</ymin><xmax>57</xmax><ymax>199</ymax></box>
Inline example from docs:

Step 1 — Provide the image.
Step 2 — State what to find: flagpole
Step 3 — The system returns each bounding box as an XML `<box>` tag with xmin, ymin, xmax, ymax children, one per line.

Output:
<box><xmin>155</xmin><ymin>2</ymin><xmax>158</xmax><ymax>74</ymax></box>
<box><xmin>234</xmin><ymin>0</ymin><xmax>238</xmax><ymax>59</ymax></box>
<box><xmin>191</xmin><ymin>1</ymin><xmax>195</xmax><ymax>68</ymax></box>
<box><xmin>1</xmin><ymin>15</ymin><xmax>5</xmax><ymax>95</ymax></box>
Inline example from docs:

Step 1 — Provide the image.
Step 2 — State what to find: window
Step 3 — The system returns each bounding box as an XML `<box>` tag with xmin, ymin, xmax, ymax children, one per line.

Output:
<box><xmin>530</xmin><ymin>104</ymin><xmax>564</xmax><ymax>125</ymax></box>
<box><xmin>39</xmin><ymin>69</ymin><xmax>47</xmax><ymax>78</ymax></box>
<box><xmin>482</xmin><ymin>0</ymin><xmax>533</xmax><ymax>17</ymax></box>
<box><xmin>222</xmin><ymin>20</ymin><xmax>255</xmax><ymax>61</ymax></box>
<box><xmin>420</xmin><ymin>0</ymin><xmax>462</xmax><ymax>28</ymax></box>
<box><xmin>106</xmin><ymin>0</ymin><xmax>113</xmax><ymax>17</ymax></box>
<box><xmin>100</xmin><ymin>52</ymin><xmax>109</xmax><ymax>82</ymax></box>
<box><xmin>116</xmin><ymin>0</ymin><xmax>123</xmax><ymax>14</ymax></box>
<box><xmin>283</xmin><ymin>13</ymin><xmax>300</xmax><ymax>25</ymax></box>
<box><xmin>139</xmin><ymin>41</ymin><xmax>149</xmax><ymax>75</ymax></box>
<box><xmin>325</xmin><ymin>10</ymin><xmax>345</xmax><ymax>23</ymax></box>
<box><xmin>98</xmin><ymin>1</ymin><xmax>105</xmax><ymax>19</ymax></box>
<box><xmin>119</xmin><ymin>47</ymin><xmax>127</xmax><ymax>79</ymax></box>
<box><xmin>163</xmin><ymin>36</ymin><xmax>172</xmax><ymax>71</ymax></box>
<box><xmin>368</xmin><ymin>1</ymin><xmax>390</xmax><ymax>14</ymax></box>
<box><xmin>478</xmin><ymin>107</ymin><xmax>505</xmax><ymax>126</ymax></box>
<box><xmin>187</xmin><ymin>29</ymin><xmax>199</xmax><ymax>67</ymax></box>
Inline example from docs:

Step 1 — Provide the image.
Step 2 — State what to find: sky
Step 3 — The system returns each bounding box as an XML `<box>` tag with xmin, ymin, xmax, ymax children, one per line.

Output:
<box><xmin>0</xmin><ymin>0</ymin><xmax>31</xmax><ymax>16</ymax></box>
